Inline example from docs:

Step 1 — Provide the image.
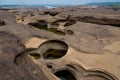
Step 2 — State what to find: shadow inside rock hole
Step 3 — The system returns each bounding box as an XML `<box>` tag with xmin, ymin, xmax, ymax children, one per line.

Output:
<box><xmin>54</xmin><ymin>70</ymin><xmax>76</xmax><ymax>80</ymax></box>
<box><xmin>29</xmin><ymin>53</ymin><xmax>41</xmax><ymax>59</ymax></box>
<box><xmin>43</xmin><ymin>48</ymin><xmax>67</xmax><ymax>60</ymax></box>
<box><xmin>29</xmin><ymin>20</ymin><xmax>48</xmax><ymax>30</ymax></box>
<box><xmin>28</xmin><ymin>20</ymin><xmax>65</xmax><ymax>35</ymax></box>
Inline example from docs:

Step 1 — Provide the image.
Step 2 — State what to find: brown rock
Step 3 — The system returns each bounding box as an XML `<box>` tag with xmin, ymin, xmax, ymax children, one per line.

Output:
<box><xmin>0</xmin><ymin>6</ymin><xmax>120</xmax><ymax>80</ymax></box>
<box><xmin>0</xmin><ymin>20</ymin><xmax>5</xmax><ymax>26</ymax></box>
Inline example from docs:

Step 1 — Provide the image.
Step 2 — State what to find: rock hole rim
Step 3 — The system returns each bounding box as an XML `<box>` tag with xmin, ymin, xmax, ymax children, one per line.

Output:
<box><xmin>39</xmin><ymin>40</ymin><xmax>68</xmax><ymax>60</ymax></box>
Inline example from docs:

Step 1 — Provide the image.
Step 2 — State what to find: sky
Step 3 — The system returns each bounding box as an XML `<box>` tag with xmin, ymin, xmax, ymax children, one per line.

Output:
<box><xmin>0</xmin><ymin>0</ymin><xmax>120</xmax><ymax>5</ymax></box>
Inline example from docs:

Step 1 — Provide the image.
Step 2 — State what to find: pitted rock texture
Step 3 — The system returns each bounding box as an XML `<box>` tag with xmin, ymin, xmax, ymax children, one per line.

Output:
<box><xmin>0</xmin><ymin>6</ymin><xmax>120</xmax><ymax>80</ymax></box>
<box><xmin>14</xmin><ymin>38</ymin><xmax>119</xmax><ymax>80</ymax></box>
<box><xmin>0</xmin><ymin>31</ymin><xmax>31</xmax><ymax>80</ymax></box>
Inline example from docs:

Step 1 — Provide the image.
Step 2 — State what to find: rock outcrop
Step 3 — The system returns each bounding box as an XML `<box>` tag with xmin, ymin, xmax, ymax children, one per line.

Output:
<box><xmin>0</xmin><ymin>6</ymin><xmax>120</xmax><ymax>80</ymax></box>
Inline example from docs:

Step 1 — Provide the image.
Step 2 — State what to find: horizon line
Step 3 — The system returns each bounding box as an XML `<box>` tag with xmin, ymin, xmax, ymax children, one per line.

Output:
<box><xmin>0</xmin><ymin>1</ymin><xmax>120</xmax><ymax>6</ymax></box>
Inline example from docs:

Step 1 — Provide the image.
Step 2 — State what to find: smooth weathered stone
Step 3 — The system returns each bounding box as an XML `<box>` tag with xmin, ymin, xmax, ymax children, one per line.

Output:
<box><xmin>0</xmin><ymin>6</ymin><xmax>120</xmax><ymax>80</ymax></box>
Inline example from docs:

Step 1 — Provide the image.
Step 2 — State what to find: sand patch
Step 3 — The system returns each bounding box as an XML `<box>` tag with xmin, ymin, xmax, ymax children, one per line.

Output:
<box><xmin>25</xmin><ymin>37</ymin><xmax>46</xmax><ymax>48</ymax></box>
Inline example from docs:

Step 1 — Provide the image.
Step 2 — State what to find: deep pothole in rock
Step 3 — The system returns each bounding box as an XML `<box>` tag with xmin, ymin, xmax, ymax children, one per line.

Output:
<box><xmin>29</xmin><ymin>20</ymin><xmax>65</xmax><ymax>35</ymax></box>
<box><xmin>54</xmin><ymin>70</ymin><xmax>76</xmax><ymax>80</ymax></box>
<box><xmin>28</xmin><ymin>40</ymin><xmax>68</xmax><ymax>60</ymax></box>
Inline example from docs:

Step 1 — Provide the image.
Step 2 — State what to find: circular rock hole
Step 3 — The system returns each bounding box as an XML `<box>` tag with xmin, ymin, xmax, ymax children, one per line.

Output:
<box><xmin>54</xmin><ymin>70</ymin><xmax>76</xmax><ymax>80</ymax></box>
<box><xmin>38</xmin><ymin>40</ymin><xmax>68</xmax><ymax>60</ymax></box>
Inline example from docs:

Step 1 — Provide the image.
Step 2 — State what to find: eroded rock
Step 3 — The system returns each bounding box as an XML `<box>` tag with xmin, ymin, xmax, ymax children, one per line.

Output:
<box><xmin>0</xmin><ymin>20</ymin><xmax>5</xmax><ymax>26</ymax></box>
<box><xmin>0</xmin><ymin>31</ymin><xmax>32</xmax><ymax>80</ymax></box>
<box><xmin>0</xmin><ymin>6</ymin><xmax>120</xmax><ymax>80</ymax></box>
<box><xmin>24</xmin><ymin>38</ymin><xmax>119</xmax><ymax>80</ymax></box>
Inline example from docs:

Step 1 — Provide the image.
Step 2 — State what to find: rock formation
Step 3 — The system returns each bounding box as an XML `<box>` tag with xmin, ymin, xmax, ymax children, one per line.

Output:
<box><xmin>0</xmin><ymin>6</ymin><xmax>120</xmax><ymax>80</ymax></box>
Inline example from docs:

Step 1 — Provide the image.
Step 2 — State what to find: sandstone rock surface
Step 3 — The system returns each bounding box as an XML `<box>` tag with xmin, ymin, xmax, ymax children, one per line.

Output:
<box><xmin>0</xmin><ymin>6</ymin><xmax>120</xmax><ymax>80</ymax></box>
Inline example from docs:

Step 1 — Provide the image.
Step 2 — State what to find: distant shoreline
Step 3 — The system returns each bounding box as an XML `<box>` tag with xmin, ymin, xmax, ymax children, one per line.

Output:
<box><xmin>0</xmin><ymin>4</ymin><xmax>76</xmax><ymax>9</ymax></box>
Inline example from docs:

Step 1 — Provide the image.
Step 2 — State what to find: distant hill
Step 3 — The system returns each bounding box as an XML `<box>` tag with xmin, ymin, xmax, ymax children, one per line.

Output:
<box><xmin>86</xmin><ymin>2</ymin><xmax>120</xmax><ymax>7</ymax></box>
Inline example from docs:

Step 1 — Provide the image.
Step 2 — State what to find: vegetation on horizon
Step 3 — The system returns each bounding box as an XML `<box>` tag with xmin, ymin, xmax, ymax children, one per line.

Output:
<box><xmin>86</xmin><ymin>2</ymin><xmax>120</xmax><ymax>7</ymax></box>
